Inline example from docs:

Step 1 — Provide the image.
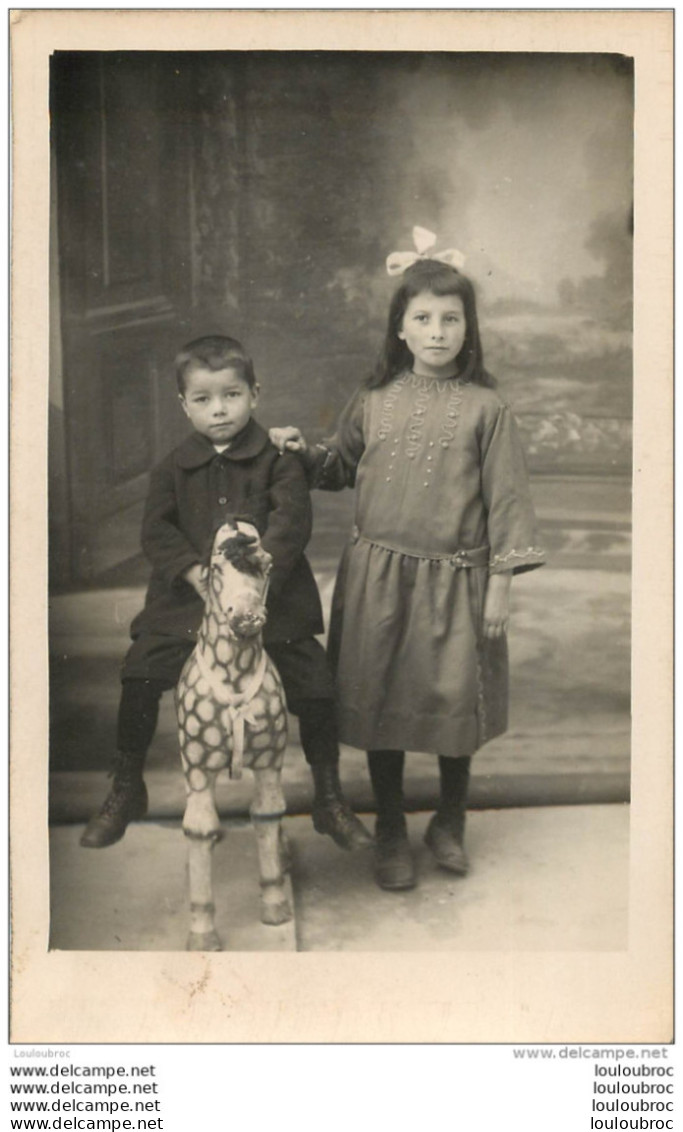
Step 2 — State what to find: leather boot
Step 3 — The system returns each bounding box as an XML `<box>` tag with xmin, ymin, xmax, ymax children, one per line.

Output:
<box><xmin>311</xmin><ymin>763</ymin><xmax>373</xmax><ymax>850</ymax></box>
<box><xmin>424</xmin><ymin>756</ymin><xmax>470</xmax><ymax>875</ymax></box>
<box><xmin>80</xmin><ymin>752</ymin><xmax>149</xmax><ymax>849</ymax></box>
<box><xmin>374</xmin><ymin>815</ymin><xmax>416</xmax><ymax>891</ymax></box>
<box><xmin>424</xmin><ymin>812</ymin><xmax>469</xmax><ymax>875</ymax></box>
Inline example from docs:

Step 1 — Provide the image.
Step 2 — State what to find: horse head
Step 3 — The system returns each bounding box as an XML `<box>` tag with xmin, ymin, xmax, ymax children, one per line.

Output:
<box><xmin>207</xmin><ymin>519</ymin><xmax>272</xmax><ymax>640</ymax></box>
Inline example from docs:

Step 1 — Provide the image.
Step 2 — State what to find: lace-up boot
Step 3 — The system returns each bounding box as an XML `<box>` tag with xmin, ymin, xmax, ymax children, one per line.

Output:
<box><xmin>80</xmin><ymin>751</ymin><xmax>149</xmax><ymax>849</ymax></box>
<box><xmin>311</xmin><ymin>763</ymin><xmax>373</xmax><ymax>850</ymax></box>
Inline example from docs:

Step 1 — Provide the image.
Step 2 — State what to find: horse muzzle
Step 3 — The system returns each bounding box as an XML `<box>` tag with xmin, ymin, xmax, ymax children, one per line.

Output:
<box><xmin>229</xmin><ymin>606</ymin><xmax>267</xmax><ymax>639</ymax></box>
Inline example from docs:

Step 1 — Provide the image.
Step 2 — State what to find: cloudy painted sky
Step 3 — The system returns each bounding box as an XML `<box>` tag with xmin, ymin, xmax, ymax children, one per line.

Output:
<box><xmin>377</xmin><ymin>55</ymin><xmax>632</xmax><ymax>317</ymax></box>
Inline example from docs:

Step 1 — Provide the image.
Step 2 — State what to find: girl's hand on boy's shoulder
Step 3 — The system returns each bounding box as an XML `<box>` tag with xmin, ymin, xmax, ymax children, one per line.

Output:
<box><xmin>183</xmin><ymin>563</ymin><xmax>209</xmax><ymax>601</ymax></box>
<box><xmin>269</xmin><ymin>426</ymin><xmax>307</xmax><ymax>454</ymax></box>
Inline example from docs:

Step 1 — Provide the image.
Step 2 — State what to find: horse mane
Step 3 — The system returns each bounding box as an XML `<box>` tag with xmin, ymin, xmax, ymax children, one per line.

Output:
<box><xmin>200</xmin><ymin>513</ymin><xmax>265</xmax><ymax>575</ymax></box>
<box><xmin>215</xmin><ymin>515</ymin><xmax>264</xmax><ymax>577</ymax></box>
<box><xmin>216</xmin><ymin>533</ymin><xmax>261</xmax><ymax>576</ymax></box>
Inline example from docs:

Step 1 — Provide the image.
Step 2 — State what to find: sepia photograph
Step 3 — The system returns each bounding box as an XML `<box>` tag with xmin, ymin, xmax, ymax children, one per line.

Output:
<box><xmin>47</xmin><ymin>45</ymin><xmax>632</xmax><ymax>953</ymax></box>
<box><xmin>10</xmin><ymin>9</ymin><xmax>672</xmax><ymax>1045</ymax></box>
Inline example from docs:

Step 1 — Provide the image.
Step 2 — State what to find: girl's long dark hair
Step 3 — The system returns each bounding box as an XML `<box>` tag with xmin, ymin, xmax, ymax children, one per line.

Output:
<box><xmin>367</xmin><ymin>259</ymin><xmax>496</xmax><ymax>390</ymax></box>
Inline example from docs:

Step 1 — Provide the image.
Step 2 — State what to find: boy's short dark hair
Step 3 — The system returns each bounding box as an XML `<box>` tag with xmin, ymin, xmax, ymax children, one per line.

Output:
<box><xmin>175</xmin><ymin>335</ymin><xmax>257</xmax><ymax>394</ymax></box>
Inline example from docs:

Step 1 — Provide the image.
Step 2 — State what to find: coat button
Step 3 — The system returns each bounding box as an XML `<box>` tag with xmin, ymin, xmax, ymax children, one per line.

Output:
<box><xmin>219</xmin><ymin>497</ymin><xmax>228</xmax><ymax>505</ymax></box>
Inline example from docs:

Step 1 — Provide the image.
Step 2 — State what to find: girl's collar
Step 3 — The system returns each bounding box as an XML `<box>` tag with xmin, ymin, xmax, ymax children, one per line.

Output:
<box><xmin>401</xmin><ymin>369</ymin><xmax>466</xmax><ymax>393</ymax></box>
<box><xmin>409</xmin><ymin>368</ymin><xmax>460</xmax><ymax>381</ymax></box>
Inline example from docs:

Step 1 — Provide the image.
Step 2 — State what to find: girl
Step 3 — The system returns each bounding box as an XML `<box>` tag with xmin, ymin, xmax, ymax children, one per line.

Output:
<box><xmin>272</xmin><ymin>238</ymin><xmax>545</xmax><ymax>891</ymax></box>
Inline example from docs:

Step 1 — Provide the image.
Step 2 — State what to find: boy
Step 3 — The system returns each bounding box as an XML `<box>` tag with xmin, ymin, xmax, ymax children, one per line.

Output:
<box><xmin>81</xmin><ymin>336</ymin><xmax>371</xmax><ymax>852</ymax></box>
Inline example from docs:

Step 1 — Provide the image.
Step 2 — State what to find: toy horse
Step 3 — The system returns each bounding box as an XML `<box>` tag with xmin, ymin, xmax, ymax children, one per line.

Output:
<box><xmin>176</xmin><ymin>519</ymin><xmax>291</xmax><ymax>951</ymax></box>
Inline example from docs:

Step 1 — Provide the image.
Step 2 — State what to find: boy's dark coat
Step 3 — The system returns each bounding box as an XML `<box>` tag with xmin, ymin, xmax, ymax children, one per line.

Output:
<box><xmin>130</xmin><ymin>418</ymin><xmax>324</xmax><ymax>646</ymax></box>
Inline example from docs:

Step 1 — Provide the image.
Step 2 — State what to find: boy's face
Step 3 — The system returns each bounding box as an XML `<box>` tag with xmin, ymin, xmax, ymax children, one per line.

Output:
<box><xmin>180</xmin><ymin>365</ymin><xmax>259</xmax><ymax>444</ymax></box>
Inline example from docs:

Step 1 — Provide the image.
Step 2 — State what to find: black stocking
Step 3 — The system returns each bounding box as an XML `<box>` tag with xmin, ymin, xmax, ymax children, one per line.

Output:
<box><xmin>116</xmin><ymin>678</ymin><xmax>167</xmax><ymax>755</ymax></box>
<box><xmin>437</xmin><ymin>755</ymin><xmax>471</xmax><ymax>821</ymax></box>
<box><xmin>367</xmin><ymin>749</ymin><xmax>405</xmax><ymax>831</ymax></box>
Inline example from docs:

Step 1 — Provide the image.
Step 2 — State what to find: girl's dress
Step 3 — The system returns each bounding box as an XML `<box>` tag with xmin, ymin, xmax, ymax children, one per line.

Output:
<box><xmin>311</xmin><ymin>372</ymin><xmax>545</xmax><ymax>759</ymax></box>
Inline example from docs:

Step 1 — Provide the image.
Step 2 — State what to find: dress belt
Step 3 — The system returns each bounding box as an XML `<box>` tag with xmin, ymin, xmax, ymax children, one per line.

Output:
<box><xmin>352</xmin><ymin>528</ymin><xmax>489</xmax><ymax>568</ymax></box>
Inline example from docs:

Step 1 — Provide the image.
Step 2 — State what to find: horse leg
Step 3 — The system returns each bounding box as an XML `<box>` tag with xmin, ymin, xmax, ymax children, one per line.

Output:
<box><xmin>251</xmin><ymin>766</ymin><xmax>292</xmax><ymax>926</ymax></box>
<box><xmin>183</xmin><ymin>770</ymin><xmax>222</xmax><ymax>952</ymax></box>
<box><xmin>279</xmin><ymin>825</ymin><xmax>292</xmax><ymax>874</ymax></box>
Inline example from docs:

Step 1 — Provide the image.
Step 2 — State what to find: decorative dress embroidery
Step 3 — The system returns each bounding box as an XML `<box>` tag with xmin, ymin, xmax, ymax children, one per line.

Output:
<box><xmin>489</xmin><ymin>547</ymin><xmax>546</xmax><ymax>569</ymax></box>
<box><xmin>377</xmin><ymin>374</ymin><xmax>408</xmax><ymax>441</ymax></box>
<box><xmin>438</xmin><ymin>383</ymin><xmax>463</xmax><ymax>449</ymax></box>
<box><xmin>405</xmin><ymin>385</ymin><xmax>430</xmax><ymax>459</ymax></box>
<box><xmin>475</xmin><ymin>653</ymin><xmax>488</xmax><ymax>745</ymax></box>
<box><xmin>377</xmin><ymin>374</ymin><xmax>464</xmax><ymax>465</ymax></box>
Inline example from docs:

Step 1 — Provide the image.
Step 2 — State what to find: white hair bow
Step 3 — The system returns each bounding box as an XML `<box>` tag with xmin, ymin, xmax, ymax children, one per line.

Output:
<box><xmin>386</xmin><ymin>226</ymin><xmax>466</xmax><ymax>277</ymax></box>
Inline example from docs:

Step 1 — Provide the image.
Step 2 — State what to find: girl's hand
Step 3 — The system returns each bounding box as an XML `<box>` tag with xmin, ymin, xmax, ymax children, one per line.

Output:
<box><xmin>269</xmin><ymin>426</ymin><xmax>308</xmax><ymax>454</ymax></box>
<box><xmin>482</xmin><ymin>571</ymin><xmax>512</xmax><ymax>639</ymax></box>
<box><xmin>183</xmin><ymin>563</ymin><xmax>209</xmax><ymax>600</ymax></box>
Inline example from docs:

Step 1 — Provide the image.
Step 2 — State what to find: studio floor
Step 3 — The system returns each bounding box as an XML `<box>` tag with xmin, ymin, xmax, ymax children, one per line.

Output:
<box><xmin>49</xmin><ymin>804</ymin><xmax>629</xmax><ymax>953</ymax></box>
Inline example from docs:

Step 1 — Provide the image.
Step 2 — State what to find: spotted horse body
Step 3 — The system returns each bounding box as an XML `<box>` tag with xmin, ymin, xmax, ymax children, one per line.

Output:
<box><xmin>176</xmin><ymin>519</ymin><xmax>291</xmax><ymax>951</ymax></box>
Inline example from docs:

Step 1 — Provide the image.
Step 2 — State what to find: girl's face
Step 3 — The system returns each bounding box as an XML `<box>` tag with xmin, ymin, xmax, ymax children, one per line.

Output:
<box><xmin>398</xmin><ymin>291</ymin><xmax>467</xmax><ymax>378</ymax></box>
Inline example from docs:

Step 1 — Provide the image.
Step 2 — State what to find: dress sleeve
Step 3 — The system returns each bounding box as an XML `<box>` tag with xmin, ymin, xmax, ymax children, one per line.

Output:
<box><xmin>481</xmin><ymin>402</ymin><xmax>546</xmax><ymax>575</ymax></box>
<box><xmin>305</xmin><ymin>385</ymin><xmax>367</xmax><ymax>491</ymax></box>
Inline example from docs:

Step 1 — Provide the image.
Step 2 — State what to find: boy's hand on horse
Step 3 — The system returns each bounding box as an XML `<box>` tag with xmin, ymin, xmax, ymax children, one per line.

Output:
<box><xmin>482</xmin><ymin>571</ymin><xmax>512</xmax><ymax>639</ymax></box>
<box><xmin>183</xmin><ymin>562</ymin><xmax>209</xmax><ymax>600</ymax></box>
<box><xmin>269</xmin><ymin>426</ymin><xmax>308</xmax><ymax>454</ymax></box>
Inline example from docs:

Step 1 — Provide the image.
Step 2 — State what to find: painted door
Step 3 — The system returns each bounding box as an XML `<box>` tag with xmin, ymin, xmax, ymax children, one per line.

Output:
<box><xmin>52</xmin><ymin>52</ymin><xmax>193</xmax><ymax>581</ymax></box>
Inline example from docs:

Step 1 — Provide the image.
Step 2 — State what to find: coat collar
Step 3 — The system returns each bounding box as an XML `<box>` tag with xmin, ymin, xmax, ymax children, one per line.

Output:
<box><xmin>174</xmin><ymin>417</ymin><xmax>270</xmax><ymax>469</ymax></box>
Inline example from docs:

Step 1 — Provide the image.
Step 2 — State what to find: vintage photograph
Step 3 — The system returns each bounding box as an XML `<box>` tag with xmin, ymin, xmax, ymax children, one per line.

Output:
<box><xmin>11</xmin><ymin>8</ymin><xmax>671</xmax><ymax>1046</ymax></box>
<box><xmin>47</xmin><ymin>48</ymin><xmax>632</xmax><ymax>953</ymax></box>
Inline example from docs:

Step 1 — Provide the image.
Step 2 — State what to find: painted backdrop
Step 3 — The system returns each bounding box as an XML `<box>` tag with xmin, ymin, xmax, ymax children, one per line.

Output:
<box><xmin>192</xmin><ymin>52</ymin><xmax>632</xmax><ymax>476</ymax></box>
<box><xmin>51</xmin><ymin>51</ymin><xmax>632</xmax><ymax>582</ymax></box>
